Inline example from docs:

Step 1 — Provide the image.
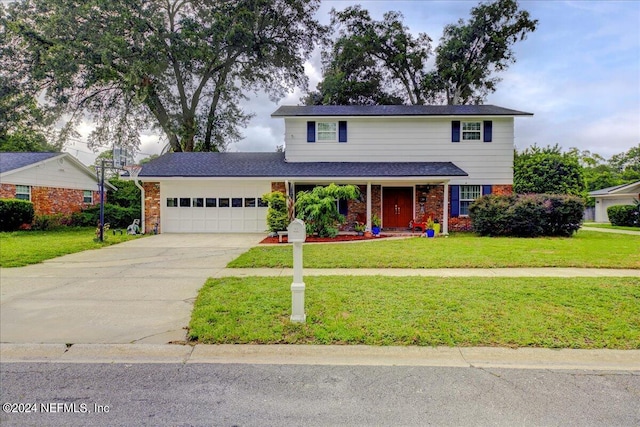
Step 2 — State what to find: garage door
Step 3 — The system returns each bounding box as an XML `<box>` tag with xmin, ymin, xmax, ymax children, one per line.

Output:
<box><xmin>161</xmin><ymin>181</ymin><xmax>271</xmax><ymax>233</ymax></box>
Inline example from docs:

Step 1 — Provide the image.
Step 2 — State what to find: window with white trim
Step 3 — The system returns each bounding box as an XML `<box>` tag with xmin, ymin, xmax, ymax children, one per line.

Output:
<box><xmin>83</xmin><ymin>190</ymin><xmax>93</xmax><ymax>204</ymax></box>
<box><xmin>459</xmin><ymin>185</ymin><xmax>481</xmax><ymax>216</ymax></box>
<box><xmin>317</xmin><ymin>122</ymin><xmax>337</xmax><ymax>142</ymax></box>
<box><xmin>15</xmin><ymin>185</ymin><xmax>30</xmax><ymax>201</ymax></box>
<box><xmin>462</xmin><ymin>122</ymin><xmax>482</xmax><ymax>141</ymax></box>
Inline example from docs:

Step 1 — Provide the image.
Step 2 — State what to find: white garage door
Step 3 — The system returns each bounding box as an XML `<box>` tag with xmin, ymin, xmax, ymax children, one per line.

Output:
<box><xmin>161</xmin><ymin>181</ymin><xmax>271</xmax><ymax>233</ymax></box>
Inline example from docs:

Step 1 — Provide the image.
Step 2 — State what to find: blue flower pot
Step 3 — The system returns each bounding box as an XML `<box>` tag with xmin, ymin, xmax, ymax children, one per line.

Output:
<box><xmin>372</xmin><ymin>226</ymin><xmax>381</xmax><ymax>235</ymax></box>
<box><xmin>426</xmin><ymin>229</ymin><xmax>435</xmax><ymax>238</ymax></box>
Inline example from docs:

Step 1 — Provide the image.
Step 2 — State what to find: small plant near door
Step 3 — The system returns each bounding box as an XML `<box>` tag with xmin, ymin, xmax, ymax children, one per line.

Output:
<box><xmin>371</xmin><ymin>213</ymin><xmax>381</xmax><ymax>235</ymax></box>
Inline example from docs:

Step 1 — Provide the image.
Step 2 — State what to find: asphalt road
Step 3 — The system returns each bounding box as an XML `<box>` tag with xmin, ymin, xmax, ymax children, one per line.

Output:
<box><xmin>2</xmin><ymin>363</ymin><xmax>639</xmax><ymax>426</ymax></box>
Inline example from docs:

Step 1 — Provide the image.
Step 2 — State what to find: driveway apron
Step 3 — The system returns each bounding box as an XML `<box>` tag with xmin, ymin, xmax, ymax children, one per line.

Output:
<box><xmin>0</xmin><ymin>234</ymin><xmax>263</xmax><ymax>344</ymax></box>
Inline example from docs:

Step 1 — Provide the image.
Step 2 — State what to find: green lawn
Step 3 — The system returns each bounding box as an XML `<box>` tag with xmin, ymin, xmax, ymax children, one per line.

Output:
<box><xmin>189</xmin><ymin>276</ymin><xmax>640</xmax><ymax>349</ymax></box>
<box><xmin>228</xmin><ymin>230</ymin><xmax>640</xmax><ymax>269</ymax></box>
<box><xmin>0</xmin><ymin>228</ymin><xmax>144</xmax><ymax>267</ymax></box>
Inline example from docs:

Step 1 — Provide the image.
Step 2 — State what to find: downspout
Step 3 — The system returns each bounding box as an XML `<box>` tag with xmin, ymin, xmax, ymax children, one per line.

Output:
<box><xmin>133</xmin><ymin>178</ymin><xmax>146</xmax><ymax>234</ymax></box>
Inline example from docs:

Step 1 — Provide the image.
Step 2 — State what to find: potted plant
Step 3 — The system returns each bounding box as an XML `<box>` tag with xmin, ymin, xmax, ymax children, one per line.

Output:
<box><xmin>425</xmin><ymin>217</ymin><xmax>435</xmax><ymax>238</ymax></box>
<box><xmin>433</xmin><ymin>218</ymin><xmax>440</xmax><ymax>234</ymax></box>
<box><xmin>353</xmin><ymin>222</ymin><xmax>366</xmax><ymax>236</ymax></box>
<box><xmin>371</xmin><ymin>214</ymin><xmax>381</xmax><ymax>236</ymax></box>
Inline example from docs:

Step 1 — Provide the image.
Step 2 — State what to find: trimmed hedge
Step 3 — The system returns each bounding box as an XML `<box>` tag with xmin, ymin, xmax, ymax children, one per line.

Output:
<box><xmin>607</xmin><ymin>205</ymin><xmax>640</xmax><ymax>227</ymax></box>
<box><xmin>0</xmin><ymin>199</ymin><xmax>35</xmax><ymax>231</ymax></box>
<box><xmin>469</xmin><ymin>194</ymin><xmax>584</xmax><ymax>237</ymax></box>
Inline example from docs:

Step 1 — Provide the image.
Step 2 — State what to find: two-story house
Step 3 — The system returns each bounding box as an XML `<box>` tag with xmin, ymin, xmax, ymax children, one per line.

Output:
<box><xmin>136</xmin><ymin>105</ymin><xmax>532</xmax><ymax>234</ymax></box>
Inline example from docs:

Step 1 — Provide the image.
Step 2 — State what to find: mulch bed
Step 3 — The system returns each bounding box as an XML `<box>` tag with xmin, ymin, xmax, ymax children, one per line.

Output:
<box><xmin>260</xmin><ymin>234</ymin><xmax>396</xmax><ymax>244</ymax></box>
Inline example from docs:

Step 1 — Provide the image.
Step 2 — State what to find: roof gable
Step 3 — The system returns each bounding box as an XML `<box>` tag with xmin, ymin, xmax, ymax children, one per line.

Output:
<box><xmin>271</xmin><ymin>104</ymin><xmax>533</xmax><ymax>118</ymax></box>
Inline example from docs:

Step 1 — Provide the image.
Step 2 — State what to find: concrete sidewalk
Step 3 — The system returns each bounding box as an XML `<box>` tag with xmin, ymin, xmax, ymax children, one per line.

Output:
<box><xmin>1</xmin><ymin>343</ymin><xmax>638</xmax><ymax>371</ymax></box>
<box><xmin>216</xmin><ymin>267</ymin><xmax>640</xmax><ymax>278</ymax></box>
<box><xmin>580</xmin><ymin>225</ymin><xmax>640</xmax><ymax>235</ymax></box>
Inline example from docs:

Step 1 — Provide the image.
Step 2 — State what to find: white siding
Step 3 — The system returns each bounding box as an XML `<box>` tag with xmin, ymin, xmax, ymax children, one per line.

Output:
<box><xmin>594</xmin><ymin>196</ymin><xmax>637</xmax><ymax>223</ymax></box>
<box><xmin>161</xmin><ymin>180</ymin><xmax>270</xmax><ymax>233</ymax></box>
<box><xmin>284</xmin><ymin>116</ymin><xmax>515</xmax><ymax>185</ymax></box>
<box><xmin>4</xmin><ymin>157</ymin><xmax>98</xmax><ymax>190</ymax></box>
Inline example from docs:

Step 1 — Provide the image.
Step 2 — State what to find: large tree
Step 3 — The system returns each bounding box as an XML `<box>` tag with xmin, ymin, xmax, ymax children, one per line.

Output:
<box><xmin>307</xmin><ymin>0</ymin><xmax>537</xmax><ymax>106</ymax></box>
<box><xmin>2</xmin><ymin>0</ymin><xmax>326</xmax><ymax>153</ymax></box>
<box><xmin>514</xmin><ymin>145</ymin><xmax>585</xmax><ymax>197</ymax></box>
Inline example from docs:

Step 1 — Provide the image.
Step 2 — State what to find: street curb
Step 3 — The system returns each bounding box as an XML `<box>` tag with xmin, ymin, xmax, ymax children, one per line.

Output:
<box><xmin>2</xmin><ymin>343</ymin><xmax>639</xmax><ymax>371</ymax></box>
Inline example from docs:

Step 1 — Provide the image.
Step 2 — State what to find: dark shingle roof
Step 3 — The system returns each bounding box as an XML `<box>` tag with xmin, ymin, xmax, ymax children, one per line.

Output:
<box><xmin>0</xmin><ymin>152</ymin><xmax>61</xmax><ymax>174</ymax></box>
<box><xmin>139</xmin><ymin>152</ymin><xmax>467</xmax><ymax>178</ymax></box>
<box><xmin>272</xmin><ymin>104</ymin><xmax>533</xmax><ymax>117</ymax></box>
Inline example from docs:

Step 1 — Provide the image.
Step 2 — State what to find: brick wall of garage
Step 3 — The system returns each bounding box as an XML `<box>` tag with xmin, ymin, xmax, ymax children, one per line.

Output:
<box><xmin>143</xmin><ymin>182</ymin><xmax>161</xmax><ymax>234</ymax></box>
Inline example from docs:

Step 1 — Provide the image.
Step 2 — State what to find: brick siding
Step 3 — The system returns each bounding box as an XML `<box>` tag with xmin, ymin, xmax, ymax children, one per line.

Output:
<box><xmin>143</xmin><ymin>182</ymin><xmax>161</xmax><ymax>234</ymax></box>
<box><xmin>0</xmin><ymin>183</ymin><xmax>100</xmax><ymax>216</ymax></box>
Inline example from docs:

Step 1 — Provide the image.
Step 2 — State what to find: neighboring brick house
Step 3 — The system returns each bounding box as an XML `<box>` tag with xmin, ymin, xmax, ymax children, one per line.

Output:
<box><xmin>135</xmin><ymin>105</ymin><xmax>532</xmax><ymax>234</ymax></box>
<box><xmin>0</xmin><ymin>152</ymin><xmax>110</xmax><ymax>217</ymax></box>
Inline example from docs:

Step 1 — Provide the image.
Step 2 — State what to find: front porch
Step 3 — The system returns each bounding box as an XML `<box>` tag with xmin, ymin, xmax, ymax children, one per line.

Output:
<box><xmin>275</xmin><ymin>181</ymin><xmax>460</xmax><ymax>235</ymax></box>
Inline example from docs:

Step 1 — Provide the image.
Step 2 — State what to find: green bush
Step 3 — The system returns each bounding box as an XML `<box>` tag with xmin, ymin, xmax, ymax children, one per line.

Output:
<box><xmin>32</xmin><ymin>213</ymin><xmax>75</xmax><ymax>230</ymax></box>
<box><xmin>73</xmin><ymin>203</ymin><xmax>139</xmax><ymax>228</ymax></box>
<box><xmin>295</xmin><ymin>184</ymin><xmax>360</xmax><ymax>237</ymax></box>
<box><xmin>0</xmin><ymin>199</ymin><xmax>34</xmax><ymax>231</ymax></box>
<box><xmin>607</xmin><ymin>204</ymin><xmax>640</xmax><ymax>227</ymax></box>
<box><xmin>470</xmin><ymin>193</ymin><xmax>584</xmax><ymax>237</ymax></box>
<box><xmin>262</xmin><ymin>191</ymin><xmax>289</xmax><ymax>232</ymax></box>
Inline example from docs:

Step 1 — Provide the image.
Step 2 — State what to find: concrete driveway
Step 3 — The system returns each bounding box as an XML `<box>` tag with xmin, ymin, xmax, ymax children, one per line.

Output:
<box><xmin>0</xmin><ymin>234</ymin><xmax>263</xmax><ymax>344</ymax></box>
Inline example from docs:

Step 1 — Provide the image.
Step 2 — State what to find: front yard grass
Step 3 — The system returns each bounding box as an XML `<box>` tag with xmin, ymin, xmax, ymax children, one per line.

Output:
<box><xmin>189</xmin><ymin>276</ymin><xmax>640</xmax><ymax>349</ymax></box>
<box><xmin>228</xmin><ymin>230</ymin><xmax>640</xmax><ymax>269</ymax></box>
<box><xmin>0</xmin><ymin>227</ymin><xmax>144</xmax><ymax>267</ymax></box>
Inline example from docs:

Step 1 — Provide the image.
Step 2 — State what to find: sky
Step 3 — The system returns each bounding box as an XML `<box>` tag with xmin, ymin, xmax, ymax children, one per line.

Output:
<box><xmin>13</xmin><ymin>0</ymin><xmax>640</xmax><ymax>164</ymax></box>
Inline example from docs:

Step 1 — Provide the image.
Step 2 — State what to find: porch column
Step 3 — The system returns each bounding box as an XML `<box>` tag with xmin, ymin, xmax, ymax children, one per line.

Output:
<box><xmin>443</xmin><ymin>181</ymin><xmax>449</xmax><ymax>235</ymax></box>
<box><xmin>366</xmin><ymin>181</ymin><xmax>372</xmax><ymax>230</ymax></box>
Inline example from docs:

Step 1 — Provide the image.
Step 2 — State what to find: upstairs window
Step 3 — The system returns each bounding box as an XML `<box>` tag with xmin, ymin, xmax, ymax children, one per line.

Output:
<box><xmin>307</xmin><ymin>121</ymin><xmax>347</xmax><ymax>142</ymax></box>
<box><xmin>317</xmin><ymin>122</ymin><xmax>337</xmax><ymax>142</ymax></box>
<box><xmin>462</xmin><ymin>122</ymin><xmax>481</xmax><ymax>141</ymax></box>
<box><xmin>16</xmin><ymin>185</ymin><xmax>30</xmax><ymax>201</ymax></box>
<box><xmin>452</xmin><ymin>120</ymin><xmax>492</xmax><ymax>142</ymax></box>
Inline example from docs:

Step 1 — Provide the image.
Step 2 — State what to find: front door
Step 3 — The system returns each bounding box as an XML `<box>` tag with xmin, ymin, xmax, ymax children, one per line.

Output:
<box><xmin>382</xmin><ymin>187</ymin><xmax>413</xmax><ymax>228</ymax></box>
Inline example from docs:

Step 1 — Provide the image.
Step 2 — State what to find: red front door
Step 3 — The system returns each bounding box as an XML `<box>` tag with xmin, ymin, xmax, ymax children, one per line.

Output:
<box><xmin>382</xmin><ymin>187</ymin><xmax>413</xmax><ymax>228</ymax></box>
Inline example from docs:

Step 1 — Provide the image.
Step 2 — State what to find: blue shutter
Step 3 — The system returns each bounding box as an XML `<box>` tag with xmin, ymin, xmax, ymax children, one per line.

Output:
<box><xmin>451</xmin><ymin>185</ymin><xmax>460</xmax><ymax>217</ymax></box>
<box><xmin>482</xmin><ymin>185</ymin><xmax>492</xmax><ymax>195</ymax></box>
<box><xmin>307</xmin><ymin>121</ymin><xmax>316</xmax><ymax>143</ymax></box>
<box><xmin>452</xmin><ymin>121</ymin><xmax>460</xmax><ymax>142</ymax></box>
<box><xmin>483</xmin><ymin>120</ymin><xmax>492</xmax><ymax>142</ymax></box>
<box><xmin>338</xmin><ymin>121</ymin><xmax>347</xmax><ymax>143</ymax></box>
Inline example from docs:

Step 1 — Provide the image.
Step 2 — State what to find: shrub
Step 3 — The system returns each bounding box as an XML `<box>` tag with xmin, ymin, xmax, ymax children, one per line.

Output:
<box><xmin>262</xmin><ymin>191</ymin><xmax>289</xmax><ymax>232</ymax></box>
<box><xmin>295</xmin><ymin>184</ymin><xmax>360</xmax><ymax>237</ymax></box>
<box><xmin>466</xmin><ymin>194</ymin><xmax>516</xmax><ymax>236</ymax></box>
<box><xmin>608</xmin><ymin>204</ymin><xmax>640</xmax><ymax>227</ymax></box>
<box><xmin>470</xmin><ymin>193</ymin><xmax>584</xmax><ymax>237</ymax></box>
<box><xmin>0</xmin><ymin>199</ymin><xmax>34</xmax><ymax>231</ymax></box>
<box><xmin>73</xmin><ymin>203</ymin><xmax>139</xmax><ymax>228</ymax></box>
<box><xmin>32</xmin><ymin>213</ymin><xmax>75</xmax><ymax>230</ymax></box>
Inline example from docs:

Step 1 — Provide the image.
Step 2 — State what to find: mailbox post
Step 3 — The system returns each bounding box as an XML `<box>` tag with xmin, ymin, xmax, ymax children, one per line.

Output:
<box><xmin>287</xmin><ymin>219</ymin><xmax>306</xmax><ymax>323</ymax></box>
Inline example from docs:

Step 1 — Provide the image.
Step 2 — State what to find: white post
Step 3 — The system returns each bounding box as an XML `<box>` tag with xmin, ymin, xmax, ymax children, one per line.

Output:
<box><xmin>288</xmin><ymin>219</ymin><xmax>307</xmax><ymax>323</ymax></box>
<box><xmin>366</xmin><ymin>181</ymin><xmax>372</xmax><ymax>230</ymax></box>
<box><xmin>443</xmin><ymin>181</ymin><xmax>449</xmax><ymax>235</ymax></box>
